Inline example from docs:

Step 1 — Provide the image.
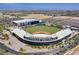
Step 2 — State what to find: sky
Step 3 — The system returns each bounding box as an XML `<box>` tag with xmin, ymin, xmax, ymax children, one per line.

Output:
<box><xmin>0</xmin><ymin>3</ymin><xmax>79</xmax><ymax>10</ymax></box>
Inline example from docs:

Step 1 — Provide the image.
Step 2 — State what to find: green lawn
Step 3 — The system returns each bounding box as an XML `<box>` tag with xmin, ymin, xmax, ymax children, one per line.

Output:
<box><xmin>26</xmin><ymin>25</ymin><xmax>61</xmax><ymax>34</ymax></box>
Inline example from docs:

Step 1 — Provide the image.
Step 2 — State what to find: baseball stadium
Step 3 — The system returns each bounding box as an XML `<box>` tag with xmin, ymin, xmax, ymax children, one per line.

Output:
<box><xmin>11</xmin><ymin>19</ymin><xmax>73</xmax><ymax>46</ymax></box>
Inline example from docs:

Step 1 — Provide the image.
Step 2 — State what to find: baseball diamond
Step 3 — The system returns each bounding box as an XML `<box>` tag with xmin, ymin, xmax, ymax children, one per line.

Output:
<box><xmin>26</xmin><ymin>26</ymin><xmax>61</xmax><ymax>34</ymax></box>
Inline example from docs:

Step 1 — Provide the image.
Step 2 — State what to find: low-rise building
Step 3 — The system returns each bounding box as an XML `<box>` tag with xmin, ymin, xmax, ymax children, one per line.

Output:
<box><xmin>12</xmin><ymin>19</ymin><xmax>42</xmax><ymax>26</ymax></box>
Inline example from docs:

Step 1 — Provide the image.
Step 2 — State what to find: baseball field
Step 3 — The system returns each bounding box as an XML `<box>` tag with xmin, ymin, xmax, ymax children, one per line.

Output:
<box><xmin>26</xmin><ymin>25</ymin><xmax>61</xmax><ymax>34</ymax></box>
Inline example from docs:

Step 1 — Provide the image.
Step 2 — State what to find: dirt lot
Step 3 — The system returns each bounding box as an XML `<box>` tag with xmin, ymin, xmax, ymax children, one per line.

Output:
<box><xmin>52</xmin><ymin>16</ymin><xmax>79</xmax><ymax>27</ymax></box>
<box><xmin>20</xmin><ymin>14</ymin><xmax>52</xmax><ymax>19</ymax></box>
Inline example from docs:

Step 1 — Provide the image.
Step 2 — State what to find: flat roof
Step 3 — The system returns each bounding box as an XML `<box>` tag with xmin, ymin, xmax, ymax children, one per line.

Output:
<box><xmin>12</xmin><ymin>28</ymin><xmax>31</xmax><ymax>39</ymax></box>
<box><xmin>13</xmin><ymin>19</ymin><xmax>39</xmax><ymax>24</ymax></box>
<box><xmin>52</xmin><ymin>28</ymin><xmax>72</xmax><ymax>40</ymax></box>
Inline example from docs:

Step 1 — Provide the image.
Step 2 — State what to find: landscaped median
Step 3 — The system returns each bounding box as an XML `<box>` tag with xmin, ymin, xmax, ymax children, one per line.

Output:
<box><xmin>0</xmin><ymin>24</ymin><xmax>4</xmax><ymax>33</ymax></box>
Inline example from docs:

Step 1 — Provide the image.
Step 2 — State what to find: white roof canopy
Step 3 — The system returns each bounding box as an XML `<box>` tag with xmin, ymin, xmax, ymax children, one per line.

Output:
<box><xmin>12</xmin><ymin>28</ymin><xmax>72</xmax><ymax>42</ymax></box>
<box><xmin>13</xmin><ymin>19</ymin><xmax>39</xmax><ymax>24</ymax></box>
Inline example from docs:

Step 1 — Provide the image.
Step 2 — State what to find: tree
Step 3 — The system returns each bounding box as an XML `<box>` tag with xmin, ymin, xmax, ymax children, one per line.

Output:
<box><xmin>19</xmin><ymin>48</ymin><xmax>24</xmax><ymax>52</ymax></box>
<box><xmin>3</xmin><ymin>34</ymin><xmax>9</xmax><ymax>40</ymax></box>
<box><xmin>8</xmin><ymin>41</ymin><xmax>12</xmax><ymax>45</ymax></box>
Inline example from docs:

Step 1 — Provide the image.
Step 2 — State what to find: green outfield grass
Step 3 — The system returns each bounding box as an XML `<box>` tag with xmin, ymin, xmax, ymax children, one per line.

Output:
<box><xmin>26</xmin><ymin>25</ymin><xmax>61</xmax><ymax>34</ymax></box>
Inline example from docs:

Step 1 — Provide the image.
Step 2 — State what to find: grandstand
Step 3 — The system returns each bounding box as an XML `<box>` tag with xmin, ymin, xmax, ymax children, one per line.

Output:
<box><xmin>12</xmin><ymin>28</ymin><xmax>73</xmax><ymax>45</ymax></box>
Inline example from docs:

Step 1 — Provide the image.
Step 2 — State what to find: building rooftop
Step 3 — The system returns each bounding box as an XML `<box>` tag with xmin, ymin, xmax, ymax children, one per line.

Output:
<box><xmin>52</xmin><ymin>28</ymin><xmax>72</xmax><ymax>40</ymax></box>
<box><xmin>12</xmin><ymin>28</ymin><xmax>31</xmax><ymax>39</ymax></box>
<box><xmin>13</xmin><ymin>19</ymin><xmax>39</xmax><ymax>24</ymax></box>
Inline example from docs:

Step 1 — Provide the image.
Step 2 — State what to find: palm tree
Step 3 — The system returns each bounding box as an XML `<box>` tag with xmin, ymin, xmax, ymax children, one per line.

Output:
<box><xmin>19</xmin><ymin>48</ymin><xmax>24</xmax><ymax>52</ymax></box>
<box><xmin>3</xmin><ymin>34</ymin><xmax>9</xmax><ymax>40</ymax></box>
<box><xmin>8</xmin><ymin>41</ymin><xmax>12</xmax><ymax>45</ymax></box>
